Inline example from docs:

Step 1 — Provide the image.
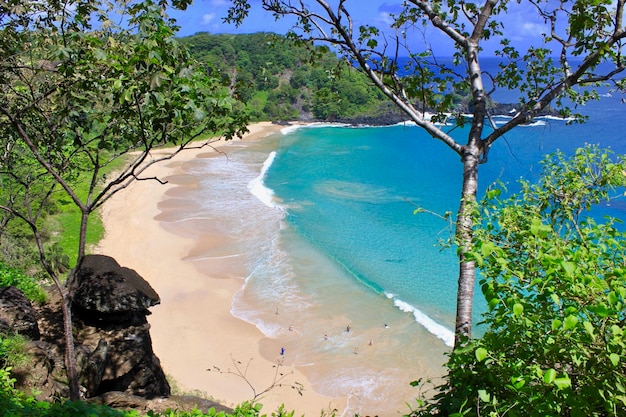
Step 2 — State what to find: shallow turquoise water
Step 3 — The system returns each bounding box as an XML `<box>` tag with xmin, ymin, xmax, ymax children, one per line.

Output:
<box><xmin>177</xmin><ymin>90</ymin><xmax>626</xmax><ymax>415</ymax></box>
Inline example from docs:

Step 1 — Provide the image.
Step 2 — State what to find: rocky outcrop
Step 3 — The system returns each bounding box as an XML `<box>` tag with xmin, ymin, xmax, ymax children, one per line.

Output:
<box><xmin>3</xmin><ymin>254</ymin><xmax>170</xmax><ymax>401</ymax></box>
<box><xmin>92</xmin><ymin>392</ymin><xmax>232</xmax><ymax>415</ymax></box>
<box><xmin>0</xmin><ymin>286</ymin><xmax>40</xmax><ymax>340</ymax></box>
<box><xmin>70</xmin><ymin>254</ymin><xmax>170</xmax><ymax>398</ymax></box>
<box><xmin>70</xmin><ymin>254</ymin><xmax>160</xmax><ymax>322</ymax></box>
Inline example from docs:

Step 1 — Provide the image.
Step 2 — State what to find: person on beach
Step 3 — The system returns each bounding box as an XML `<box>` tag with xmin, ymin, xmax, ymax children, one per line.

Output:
<box><xmin>346</xmin><ymin>325</ymin><xmax>351</xmax><ymax>333</ymax></box>
<box><xmin>280</xmin><ymin>347</ymin><xmax>285</xmax><ymax>356</ymax></box>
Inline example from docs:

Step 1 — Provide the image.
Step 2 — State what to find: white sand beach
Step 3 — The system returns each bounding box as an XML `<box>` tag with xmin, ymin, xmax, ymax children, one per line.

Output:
<box><xmin>96</xmin><ymin>122</ymin><xmax>346</xmax><ymax>416</ymax></box>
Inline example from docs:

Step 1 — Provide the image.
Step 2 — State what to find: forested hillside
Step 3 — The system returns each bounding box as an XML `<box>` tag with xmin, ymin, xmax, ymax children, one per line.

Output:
<box><xmin>178</xmin><ymin>32</ymin><xmax>392</xmax><ymax>122</ymax></box>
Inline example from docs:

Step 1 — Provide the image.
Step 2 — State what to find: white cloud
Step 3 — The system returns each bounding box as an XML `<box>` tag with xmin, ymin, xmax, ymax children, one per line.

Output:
<box><xmin>202</xmin><ymin>13</ymin><xmax>216</xmax><ymax>25</ymax></box>
<box><xmin>210</xmin><ymin>0</ymin><xmax>229</xmax><ymax>6</ymax></box>
<box><xmin>378</xmin><ymin>12</ymin><xmax>395</xmax><ymax>27</ymax></box>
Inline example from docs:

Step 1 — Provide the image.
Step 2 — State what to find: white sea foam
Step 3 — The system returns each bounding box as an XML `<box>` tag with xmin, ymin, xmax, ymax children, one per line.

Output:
<box><xmin>280</xmin><ymin>125</ymin><xmax>303</xmax><ymax>135</ymax></box>
<box><xmin>385</xmin><ymin>292</ymin><xmax>454</xmax><ymax>347</ymax></box>
<box><xmin>247</xmin><ymin>151</ymin><xmax>282</xmax><ymax>209</ymax></box>
<box><xmin>519</xmin><ymin>120</ymin><xmax>548</xmax><ymax>127</ymax></box>
<box><xmin>281</xmin><ymin>122</ymin><xmax>351</xmax><ymax>135</ymax></box>
<box><xmin>539</xmin><ymin>115</ymin><xmax>574</xmax><ymax>122</ymax></box>
<box><xmin>186</xmin><ymin>254</ymin><xmax>242</xmax><ymax>261</ymax></box>
<box><xmin>166</xmin><ymin>216</ymin><xmax>215</xmax><ymax>223</ymax></box>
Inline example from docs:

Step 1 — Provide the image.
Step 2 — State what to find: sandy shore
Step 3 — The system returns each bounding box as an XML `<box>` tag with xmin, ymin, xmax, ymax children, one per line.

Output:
<box><xmin>96</xmin><ymin>122</ymin><xmax>346</xmax><ymax>416</ymax></box>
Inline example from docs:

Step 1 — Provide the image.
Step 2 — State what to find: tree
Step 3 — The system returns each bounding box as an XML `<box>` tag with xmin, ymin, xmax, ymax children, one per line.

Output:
<box><xmin>226</xmin><ymin>0</ymin><xmax>626</xmax><ymax>347</ymax></box>
<box><xmin>0</xmin><ymin>0</ymin><xmax>247</xmax><ymax>400</ymax></box>
<box><xmin>414</xmin><ymin>145</ymin><xmax>626</xmax><ymax>416</ymax></box>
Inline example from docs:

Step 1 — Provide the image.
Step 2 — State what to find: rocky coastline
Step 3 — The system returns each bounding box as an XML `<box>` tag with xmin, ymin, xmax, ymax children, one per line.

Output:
<box><xmin>333</xmin><ymin>102</ymin><xmax>562</xmax><ymax>126</ymax></box>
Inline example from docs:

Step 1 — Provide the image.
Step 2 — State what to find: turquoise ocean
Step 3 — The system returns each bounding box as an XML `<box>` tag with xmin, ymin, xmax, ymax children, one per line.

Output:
<box><xmin>174</xmin><ymin>78</ymin><xmax>626</xmax><ymax>414</ymax></box>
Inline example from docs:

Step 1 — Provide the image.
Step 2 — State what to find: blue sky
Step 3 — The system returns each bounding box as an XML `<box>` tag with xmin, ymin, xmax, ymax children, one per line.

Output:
<box><xmin>168</xmin><ymin>0</ymin><xmax>555</xmax><ymax>56</ymax></box>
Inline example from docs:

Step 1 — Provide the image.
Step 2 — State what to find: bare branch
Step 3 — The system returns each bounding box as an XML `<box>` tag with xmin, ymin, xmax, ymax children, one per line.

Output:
<box><xmin>207</xmin><ymin>355</ymin><xmax>303</xmax><ymax>402</ymax></box>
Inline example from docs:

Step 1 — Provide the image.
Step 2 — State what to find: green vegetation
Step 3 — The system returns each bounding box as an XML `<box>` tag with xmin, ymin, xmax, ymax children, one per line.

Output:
<box><xmin>0</xmin><ymin>335</ymin><xmax>28</xmax><ymax>369</ymax></box>
<box><xmin>0</xmin><ymin>263</ymin><xmax>47</xmax><ymax>304</ymax></box>
<box><xmin>0</xmin><ymin>366</ymin><xmax>302</xmax><ymax>417</ymax></box>
<box><xmin>410</xmin><ymin>146</ymin><xmax>626</xmax><ymax>416</ymax></box>
<box><xmin>0</xmin><ymin>0</ymin><xmax>248</xmax><ymax>400</ymax></box>
<box><xmin>178</xmin><ymin>32</ymin><xmax>387</xmax><ymax>122</ymax></box>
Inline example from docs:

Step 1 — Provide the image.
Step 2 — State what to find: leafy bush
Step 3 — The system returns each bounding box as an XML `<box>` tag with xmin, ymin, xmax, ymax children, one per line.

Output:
<box><xmin>0</xmin><ymin>263</ymin><xmax>47</xmax><ymax>303</ymax></box>
<box><xmin>0</xmin><ymin>365</ymin><xmax>305</xmax><ymax>417</ymax></box>
<box><xmin>412</xmin><ymin>146</ymin><xmax>626</xmax><ymax>416</ymax></box>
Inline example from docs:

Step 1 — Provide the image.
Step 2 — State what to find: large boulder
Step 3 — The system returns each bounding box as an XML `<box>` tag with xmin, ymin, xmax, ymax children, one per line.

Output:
<box><xmin>70</xmin><ymin>254</ymin><xmax>159</xmax><ymax>323</ymax></box>
<box><xmin>69</xmin><ymin>254</ymin><xmax>170</xmax><ymax>398</ymax></box>
<box><xmin>10</xmin><ymin>255</ymin><xmax>170</xmax><ymax>401</ymax></box>
<box><xmin>0</xmin><ymin>285</ymin><xmax>40</xmax><ymax>340</ymax></box>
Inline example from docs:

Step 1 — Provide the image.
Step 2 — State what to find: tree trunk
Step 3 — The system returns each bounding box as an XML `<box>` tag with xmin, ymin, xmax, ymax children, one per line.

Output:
<box><xmin>60</xmin><ymin>209</ymin><xmax>91</xmax><ymax>400</ymax></box>
<box><xmin>453</xmin><ymin>145</ymin><xmax>481</xmax><ymax>348</ymax></box>
<box><xmin>60</xmin><ymin>282</ymin><xmax>80</xmax><ymax>401</ymax></box>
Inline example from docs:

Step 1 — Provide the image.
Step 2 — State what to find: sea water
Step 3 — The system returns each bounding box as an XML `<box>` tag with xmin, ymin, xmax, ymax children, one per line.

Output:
<box><xmin>174</xmin><ymin>87</ymin><xmax>626</xmax><ymax>415</ymax></box>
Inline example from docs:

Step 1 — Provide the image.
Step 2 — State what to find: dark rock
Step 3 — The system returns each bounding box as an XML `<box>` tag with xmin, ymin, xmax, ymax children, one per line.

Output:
<box><xmin>76</xmin><ymin>339</ymin><xmax>108</xmax><ymax>396</ymax></box>
<box><xmin>69</xmin><ymin>254</ymin><xmax>170</xmax><ymax>398</ymax></box>
<box><xmin>0</xmin><ymin>286</ymin><xmax>40</xmax><ymax>339</ymax></box>
<box><xmin>76</xmin><ymin>322</ymin><xmax>170</xmax><ymax>398</ymax></box>
<box><xmin>70</xmin><ymin>254</ymin><xmax>159</xmax><ymax>321</ymax></box>
<box><xmin>12</xmin><ymin>340</ymin><xmax>68</xmax><ymax>401</ymax></box>
<box><xmin>15</xmin><ymin>256</ymin><xmax>171</xmax><ymax>401</ymax></box>
<box><xmin>92</xmin><ymin>391</ymin><xmax>232</xmax><ymax>415</ymax></box>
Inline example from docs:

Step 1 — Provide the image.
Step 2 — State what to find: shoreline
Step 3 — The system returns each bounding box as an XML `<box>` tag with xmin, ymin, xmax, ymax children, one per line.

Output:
<box><xmin>95</xmin><ymin>121</ymin><xmax>346</xmax><ymax>416</ymax></box>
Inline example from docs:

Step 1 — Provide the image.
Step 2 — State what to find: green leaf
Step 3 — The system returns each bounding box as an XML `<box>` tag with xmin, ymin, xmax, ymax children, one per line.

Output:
<box><xmin>610</xmin><ymin>353</ymin><xmax>620</xmax><ymax>366</ymax></box>
<box><xmin>511</xmin><ymin>376</ymin><xmax>525</xmax><ymax>389</ymax></box>
<box><xmin>478</xmin><ymin>389</ymin><xmax>490</xmax><ymax>402</ymax></box>
<box><xmin>589</xmin><ymin>304</ymin><xmax>611</xmax><ymax>317</ymax></box>
<box><xmin>551</xmin><ymin>319</ymin><xmax>562</xmax><ymax>331</ymax></box>
<box><xmin>544</xmin><ymin>368</ymin><xmax>557</xmax><ymax>384</ymax></box>
<box><xmin>530</xmin><ymin>218</ymin><xmax>551</xmax><ymax>237</ymax></box>
<box><xmin>480</xmin><ymin>241</ymin><xmax>497</xmax><ymax>257</ymax></box>
<box><xmin>554</xmin><ymin>376</ymin><xmax>572</xmax><ymax>390</ymax></box>
<box><xmin>488</xmin><ymin>297</ymin><xmax>499</xmax><ymax>311</ymax></box>
<box><xmin>513</xmin><ymin>303</ymin><xmax>524</xmax><ymax>317</ymax></box>
<box><xmin>486</xmin><ymin>188</ymin><xmax>501</xmax><ymax>200</ymax></box>
<box><xmin>475</xmin><ymin>347</ymin><xmax>488</xmax><ymax>362</ymax></box>
<box><xmin>583</xmin><ymin>321</ymin><xmax>595</xmax><ymax>339</ymax></box>
<box><xmin>561</xmin><ymin>261</ymin><xmax>577</xmax><ymax>276</ymax></box>
<box><xmin>563</xmin><ymin>315</ymin><xmax>579</xmax><ymax>331</ymax></box>
<box><xmin>608</xmin><ymin>291</ymin><xmax>619</xmax><ymax>306</ymax></box>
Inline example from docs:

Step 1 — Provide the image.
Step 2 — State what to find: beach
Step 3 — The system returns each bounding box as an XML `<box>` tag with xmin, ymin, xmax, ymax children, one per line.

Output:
<box><xmin>96</xmin><ymin>122</ymin><xmax>346</xmax><ymax>416</ymax></box>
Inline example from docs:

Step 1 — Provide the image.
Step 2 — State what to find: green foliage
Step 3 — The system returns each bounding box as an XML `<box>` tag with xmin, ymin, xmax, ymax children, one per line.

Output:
<box><xmin>0</xmin><ymin>366</ymin><xmax>304</xmax><ymax>417</ymax></box>
<box><xmin>0</xmin><ymin>334</ymin><xmax>28</xmax><ymax>368</ymax></box>
<box><xmin>0</xmin><ymin>0</ymin><xmax>248</xmax><ymax>267</ymax></box>
<box><xmin>179</xmin><ymin>32</ymin><xmax>387</xmax><ymax>122</ymax></box>
<box><xmin>1</xmin><ymin>0</ymin><xmax>249</xmax><ymax>399</ymax></box>
<box><xmin>412</xmin><ymin>145</ymin><xmax>626</xmax><ymax>416</ymax></box>
<box><xmin>0</xmin><ymin>263</ymin><xmax>47</xmax><ymax>303</ymax></box>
